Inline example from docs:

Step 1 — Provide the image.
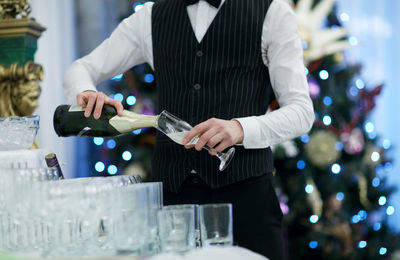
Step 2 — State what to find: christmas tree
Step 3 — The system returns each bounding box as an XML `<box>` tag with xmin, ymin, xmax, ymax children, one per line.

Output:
<box><xmin>273</xmin><ymin>0</ymin><xmax>399</xmax><ymax>258</ymax></box>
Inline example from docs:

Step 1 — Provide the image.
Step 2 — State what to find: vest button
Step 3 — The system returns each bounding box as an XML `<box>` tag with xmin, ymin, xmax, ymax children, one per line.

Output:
<box><xmin>196</xmin><ymin>50</ymin><xmax>203</xmax><ymax>57</ymax></box>
<box><xmin>194</xmin><ymin>84</ymin><xmax>201</xmax><ymax>90</ymax></box>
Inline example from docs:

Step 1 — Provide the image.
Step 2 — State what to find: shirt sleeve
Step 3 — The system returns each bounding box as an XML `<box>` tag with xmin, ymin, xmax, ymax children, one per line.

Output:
<box><xmin>234</xmin><ymin>0</ymin><xmax>315</xmax><ymax>149</ymax></box>
<box><xmin>62</xmin><ymin>2</ymin><xmax>154</xmax><ymax>104</ymax></box>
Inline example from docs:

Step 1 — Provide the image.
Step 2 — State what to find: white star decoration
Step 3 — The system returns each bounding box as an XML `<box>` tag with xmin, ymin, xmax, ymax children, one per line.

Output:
<box><xmin>287</xmin><ymin>0</ymin><xmax>353</xmax><ymax>64</ymax></box>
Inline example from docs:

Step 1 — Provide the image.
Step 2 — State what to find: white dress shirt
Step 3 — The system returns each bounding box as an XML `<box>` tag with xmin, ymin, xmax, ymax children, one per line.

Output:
<box><xmin>63</xmin><ymin>0</ymin><xmax>315</xmax><ymax>149</ymax></box>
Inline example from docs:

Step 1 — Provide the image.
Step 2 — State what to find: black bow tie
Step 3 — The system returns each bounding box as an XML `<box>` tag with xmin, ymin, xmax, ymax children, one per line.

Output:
<box><xmin>184</xmin><ymin>0</ymin><xmax>222</xmax><ymax>8</ymax></box>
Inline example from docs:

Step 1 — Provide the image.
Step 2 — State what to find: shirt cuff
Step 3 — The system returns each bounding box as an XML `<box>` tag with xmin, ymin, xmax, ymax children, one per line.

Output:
<box><xmin>233</xmin><ymin>117</ymin><xmax>265</xmax><ymax>149</ymax></box>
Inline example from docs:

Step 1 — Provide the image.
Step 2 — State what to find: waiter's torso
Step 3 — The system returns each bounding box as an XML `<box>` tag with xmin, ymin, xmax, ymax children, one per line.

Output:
<box><xmin>151</xmin><ymin>0</ymin><xmax>274</xmax><ymax>192</ymax></box>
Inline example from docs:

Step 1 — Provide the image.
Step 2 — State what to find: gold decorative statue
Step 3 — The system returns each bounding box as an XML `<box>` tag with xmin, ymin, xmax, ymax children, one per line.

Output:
<box><xmin>0</xmin><ymin>0</ymin><xmax>31</xmax><ymax>19</ymax></box>
<box><xmin>0</xmin><ymin>62</ymin><xmax>43</xmax><ymax>117</ymax></box>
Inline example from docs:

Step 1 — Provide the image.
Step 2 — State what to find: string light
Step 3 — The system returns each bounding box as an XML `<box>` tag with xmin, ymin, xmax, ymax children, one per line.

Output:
<box><xmin>371</xmin><ymin>152</ymin><xmax>380</xmax><ymax>162</ymax></box>
<box><xmin>300</xmin><ymin>134</ymin><xmax>310</xmax><ymax>143</ymax></box>
<box><xmin>93</xmin><ymin>137</ymin><xmax>104</xmax><ymax>146</ymax></box>
<box><xmin>355</xmin><ymin>79</ymin><xmax>365</xmax><ymax>89</ymax></box>
<box><xmin>378</xmin><ymin>196</ymin><xmax>387</xmax><ymax>206</ymax></box>
<box><xmin>373</xmin><ymin>223</ymin><xmax>382</xmax><ymax>231</ymax></box>
<box><xmin>319</xmin><ymin>70</ymin><xmax>329</xmax><ymax>80</ymax></box>
<box><xmin>106</xmin><ymin>139</ymin><xmax>116</xmax><ymax>149</ymax></box>
<box><xmin>309</xmin><ymin>215</ymin><xmax>319</xmax><ymax>223</ymax></box>
<box><xmin>372</xmin><ymin>177</ymin><xmax>380</xmax><ymax>188</ymax></box>
<box><xmin>305</xmin><ymin>185</ymin><xmax>314</xmax><ymax>194</ymax></box>
<box><xmin>364</xmin><ymin>122</ymin><xmax>375</xmax><ymax>133</ymax></box>
<box><xmin>107</xmin><ymin>165</ymin><xmax>118</xmax><ymax>175</ymax></box>
<box><xmin>95</xmin><ymin>161</ymin><xmax>105</xmax><ymax>172</ymax></box>
<box><xmin>386</xmin><ymin>206</ymin><xmax>395</xmax><ymax>216</ymax></box>
<box><xmin>379</xmin><ymin>247</ymin><xmax>387</xmax><ymax>255</ymax></box>
<box><xmin>331</xmin><ymin>163</ymin><xmax>341</xmax><ymax>174</ymax></box>
<box><xmin>309</xmin><ymin>241</ymin><xmax>318</xmax><ymax>249</ymax></box>
<box><xmin>351</xmin><ymin>215</ymin><xmax>361</xmax><ymax>224</ymax></box>
<box><xmin>336</xmin><ymin>192</ymin><xmax>345</xmax><ymax>201</ymax></box>
<box><xmin>323</xmin><ymin>115</ymin><xmax>332</xmax><ymax>126</ymax></box>
<box><xmin>114</xmin><ymin>93</ymin><xmax>124</xmax><ymax>102</ymax></box>
<box><xmin>144</xmin><ymin>73</ymin><xmax>154</xmax><ymax>83</ymax></box>
<box><xmin>133</xmin><ymin>2</ymin><xmax>144</xmax><ymax>12</ymax></box>
<box><xmin>384</xmin><ymin>162</ymin><xmax>393</xmax><ymax>172</ymax></box>
<box><xmin>297</xmin><ymin>160</ymin><xmax>306</xmax><ymax>170</ymax></box>
<box><xmin>382</xmin><ymin>139</ymin><xmax>391</xmax><ymax>150</ymax></box>
<box><xmin>340</xmin><ymin>12</ymin><xmax>350</xmax><ymax>22</ymax></box>
<box><xmin>349</xmin><ymin>36</ymin><xmax>358</xmax><ymax>46</ymax></box>
<box><xmin>126</xmin><ymin>95</ymin><xmax>137</xmax><ymax>106</ymax></box>
<box><xmin>122</xmin><ymin>151</ymin><xmax>132</xmax><ymax>161</ymax></box>
<box><xmin>358</xmin><ymin>241</ymin><xmax>367</xmax><ymax>249</ymax></box>
<box><xmin>358</xmin><ymin>210</ymin><xmax>367</xmax><ymax>221</ymax></box>
<box><xmin>335</xmin><ymin>142</ymin><xmax>343</xmax><ymax>151</ymax></box>
<box><xmin>323</xmin><ymin>96</ymin><xmax>333</xmax><ymax>106</ymax></box>
<box><xmin>349</xmin><ymin>86</ymin><xmax>358</xmax><ymax>97</ymax></box>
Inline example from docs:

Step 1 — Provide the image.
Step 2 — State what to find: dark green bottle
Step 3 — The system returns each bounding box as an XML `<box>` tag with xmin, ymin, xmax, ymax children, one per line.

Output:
<box><xmin>53</xmin><ymin>104</ymin><xmax>158</xmax><ymax>137</ymax></box>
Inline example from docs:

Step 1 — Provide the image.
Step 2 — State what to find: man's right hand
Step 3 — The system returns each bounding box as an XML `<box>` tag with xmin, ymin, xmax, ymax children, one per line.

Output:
<box><xmin>77</xmin><ymin>90</ymin><xmax>124</xmax><ymax>119</ymax></box>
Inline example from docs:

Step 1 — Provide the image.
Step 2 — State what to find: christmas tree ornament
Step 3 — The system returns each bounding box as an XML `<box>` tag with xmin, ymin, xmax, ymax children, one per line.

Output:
<box><xmin>305</xmin><ymin>130</ymin><xmax>341</xmax><ymax>168</ymax></box>
<box><xmin>292</xmin><ymin>0</ymin><xmax>352</xmax><ymax>64</ymax></box>
<box><xmin>340</xmin><ymin>128</ymin><xmax>364</xmax><ymax>155</ymax></box>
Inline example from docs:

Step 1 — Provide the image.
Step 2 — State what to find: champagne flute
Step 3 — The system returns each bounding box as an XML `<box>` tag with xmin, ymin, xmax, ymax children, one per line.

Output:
<box><xmin>157</xmin><ymin>110</ymin><xmax>235</xmax><ymax>171</ymax></box>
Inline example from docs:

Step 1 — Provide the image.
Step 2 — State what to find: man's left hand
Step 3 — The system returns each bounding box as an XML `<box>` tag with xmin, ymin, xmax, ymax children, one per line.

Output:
<box><xmin>182</xmin><ymin>118</ymin><xmax>244</xmax><ymax>153</ymax></box>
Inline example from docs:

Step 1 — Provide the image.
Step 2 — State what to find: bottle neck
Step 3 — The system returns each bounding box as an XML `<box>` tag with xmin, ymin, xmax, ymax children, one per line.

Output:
<box><xmin>108</xmin><ymin>110</ymin><xmax>159</xmax><ymax>133</ymax></box>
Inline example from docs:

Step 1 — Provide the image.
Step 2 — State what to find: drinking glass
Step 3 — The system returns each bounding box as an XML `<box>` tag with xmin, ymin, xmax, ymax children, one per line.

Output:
<box><xmin>199</xmin><ymin>203</ymin><xmax>233</xmax><ymax>246</ymax></box>
<box><xmin>157</xmin><ymin>207</ymin><xmax>196</xmax><ymax>253</ymax></box>
<box><xmin>157</xmin><ymin>110</ymin><xmax>235</xmax><ymax>171</ymax></box>
<box><xmin>164</xmin><ymin>204</ymin><xmax>201</xmax><ymax>247</ymax></box>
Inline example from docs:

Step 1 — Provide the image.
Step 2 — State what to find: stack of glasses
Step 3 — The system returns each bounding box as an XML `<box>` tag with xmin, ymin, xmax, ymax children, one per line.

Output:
<box><xmin>0</xmin><ymin>168</ymin><xmax>163</xmax><ymax>258</ymax></box>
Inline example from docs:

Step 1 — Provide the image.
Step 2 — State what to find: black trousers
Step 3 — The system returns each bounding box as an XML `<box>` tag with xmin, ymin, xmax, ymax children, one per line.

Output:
<box><xmin>163</xmin><ymin>173</ymin><xmax>285</xmax><ymax>260</ymax></box>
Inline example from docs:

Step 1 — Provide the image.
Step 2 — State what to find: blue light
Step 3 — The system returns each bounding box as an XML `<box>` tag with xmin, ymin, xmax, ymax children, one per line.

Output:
<box><xmin>385</xmin><ymin>162</ymin><xmax>393</xmax><ymax>173</ymax></box>
<box><xmin>309</xmin><ymin>241</ymin><xmax>318</xmax><ymax>249</ymax></box>
<box><xmin>95</xmin><ymin>161</ymin><xmax>105</xmax><ymax>172</ymax></box>
<box><xmin>93</xmin><ymin>137</ymin><xmax>104</xmax><ymax>146</ymax></box>
<box><xmin>106</xmin><ymin>139</ymin><xmax>116</xmax><ymax>149</ymax></box>
<box><xmin>335</xmin><ymin>142</ymin><xmax>343</xmax><ymax>151</ymax></box>
<box><xmin>300</xmin><ymin>134</ymin><xmax>310</xmax><ymax>143</ymax></box>
<box><xmin>358</xmin><ymin>241</ymin><xmax>367</xmax><ymax>249</ymax></box>
<box><xmin>358</xmin><ymin>210</ymin><xmax>367</xmax><ymax>221</ymax></box>
<box><xmin>382</xmin><ymin>139</ymin><xmax>391</xmax><ymax>150</ymax></box>
<box><xmin>340</xmin><ymin>12</ymin><xmax>350</xmax><ymax>22</ymax></box>
<box><xmin>132</xmin><ymin>129</ymin><xmax>142</xmax><ymax>135</ymax></box>
<box><xmin>122</xmin><ymin>151</ymin><xmax>132</xmax><ymax>161</ymax></box>
<box><xmin>323</xmin><ymin>96</ymin><xmax>333</xmax><ymax>106</ymax></box>
<box><xmin>349</xmin><ymin>86</ymin><xmax>358</xmax><ymax>97</ymax></box>
<box><xmin>365</xmin><ymin>122</ymin><xmax>375</xmax><ymax>133</ymax></box>
<box><xmin>336</xmin><ymin>192</ymin><xmax>345</xmax><ymax>201</ymax></box>
<box><xmin>371</xmin><ymin>152</ymin><xmax>380</xmax><ymax>162</ymax></box>
<box><xmin>305</xmin><ymin>185</ymin><xmax>314</xmax><ymax>194</ymax></box>
<box><xmin>378</xmin><ymin>196</ymin><xmax>387</xmax><ymax>206</ymax></box>
<box><xmin>126</xmin><ymin>95</ymin><xmax>137</xmax><ymax>106</ymax></box>
<box><xmin>349</xmin><ymin>36</ymin><xmax>358</xmax><ymax>46</ymax></box>
<box><xmin>133</xmin><ymin>2</ymin><xmax>144</xmax><ymax>12</ymax></box>
<box><xmin>144</xmin><ymin>73</ymin><xmax>154</xmax><ymax>83</ymax></box>
<box><xmin>373</xmin><ymin>223</ymin><xmax>382</xmax><ymax>231</ymax></box>
<box><xmin>114</xmin><ymin>93</ymin><xmax>124</xmax><ymax>102</ymax></box>
<box><xmin>323</xmin><ymin>115</ymin><xmax>332</xmax><ymax>126</ymax></box>
<box><xmin>302</xmin><ymin>41</ymin><xmax>309</xmax><ymax>50</ymax></box>
<box><xmin>352</xmin><ymin>215</ymin><xmax>361</xmax><ymax>224</ymax></box>
<box><xmin>368</xmin><ymin>132</ymin><xmax>377</xmax><ymax>139</ymax></box>
<box><xmin>331</xmin><ymin>163</ymin><xmax>341</xmax><ymax>174</ymax></box>
<box><xmin>372</xmin><ymin>177</ymin><xmax>380</xmax><ymax>187</ymax></box>
<box><xmin>297</xmin><ymin>160</ymin><xmax>306</xmax><ymax>170</ymax></box>
<box><xmin>355</xmin><ymin>79</ymin><xmax>365</xmax><ymax>89</ymax></box>
<box><xmin>379</xmin><ymin>247</ymin><xmax>387</xmax><ymax>255</ymax></box>
<box><xmin>310</xmin><ymin>215</ymin><xmax>319</xmax><ymax>223</ymax></box>
<box><xmin>305</xmin><ymin>67</ymin><xmax>309</xmax><ymax>76</ymax></box>
<box><xmin>107</xmin><ymin>165</ymin><xmax>118</xmax><ymax>175</ymax></box>
<box><xmin>386</xmin><ymin>206</ymin><xmax>395</xmax><ymax>216</ymax></box>
<box><xmin>111</xmin><ymin>74</ymin><xmax>123</xmax><ymax>81</ymax></box>
<box><xmin>319</xmin><ymin>70</ymin><xmax>329</xmax><ymax>80</ymax></box>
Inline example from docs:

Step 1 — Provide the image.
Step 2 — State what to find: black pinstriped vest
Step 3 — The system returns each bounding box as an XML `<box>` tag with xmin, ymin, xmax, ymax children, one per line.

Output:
<box><xmin>151</xmin><ymin>0</ymin><xmax>274</xmax><ymax>192</ymax></box>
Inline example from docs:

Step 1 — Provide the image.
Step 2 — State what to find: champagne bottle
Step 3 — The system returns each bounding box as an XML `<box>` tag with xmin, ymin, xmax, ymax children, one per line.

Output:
<box><xmin>45</xmin><ymin>153</ymin><xmax>64</xmax><ymax>179</ymax></box>
<box><xmin>53</xmin><ymin>104</ymin><xmax>158</xmax><ymax>137</ymax></box>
